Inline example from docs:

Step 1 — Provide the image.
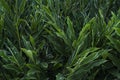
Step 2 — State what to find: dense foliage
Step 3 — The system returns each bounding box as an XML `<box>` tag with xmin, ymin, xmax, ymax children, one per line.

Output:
<box><xmin>0</xmin><ymin>0</ymin><xmax>120</xmax><ymax>80</ymax></box>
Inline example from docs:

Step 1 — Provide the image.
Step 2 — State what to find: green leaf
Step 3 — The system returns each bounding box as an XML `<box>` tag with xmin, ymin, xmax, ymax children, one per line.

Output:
<box><xmin>42</xmin><ymin>6</ymin><xmax>55</xmax><ymax>22</ymax></box>
<box><xmin>41</xmin><ymin>62</ymin><xmax>48</xmax><ymax>69</ymax></box>
<box><xmin>6</xmin><ymin>39</ymin><xmax>23</xmax><ymax>66</ymax></box>
<box><xmin>108</xmin><ymin>54</ymin><xmax>120</xmax><ymax>69</ymax></box>
<box><xmin>67</xmin><ymin>16</ymin><xmax>76</xmax><ymax>41</ymax></box>
<box><xmin>0</xmin><ymin>0</ymin><xmax>11</xmax><ymax>12</ymax></box>
<box><xmin>21</xmin><ymin>48</ymin><xmax>34</xmax><ymax>62</ymax></box>
<box><xmin>19</xmin><ymin>0</ymin><xmax>26</xmax><ymax>15</ymax></box>
<box><xmin>22</xmin><ymin>76</ymin><xmax>37</xmax><ymax>80</ymax></box>
<box><xmin>56</xmin><ymin>73</ymin><xmax>65</xmax><ymax>80</ymax></box>
<box><xmin>3</xmin><ymin>64</ymin><xmax>21</xmax><ymax>73</ymax></box>
<box><xmin>68</xmin><ymin>59</ymin><xmax>107</xmax><ymax>80</ymax></box>
<box><xmin>107</xmin><ymin>36</ymin><xmax>120</xmax><ymax>53</ymax></box>
<box><xmin>22</xmin><ymin>36</ymin><xmax>32</xmax><ymax>49</ymax></box>
<box><xmin>68</xmin><ymin>18</ymin><xmax>95</xmax><ymax>65</ymax></box>
<box><xmin>114</xmin><ymin>27</ymin><xmax>120</xmax><ymax>36</ymax></box>
<box><xmin>72</xmin><ymin>47</ymin><xmax>99</xmax><ymax>66</ymax></box>
<box><xmin>109</xmin><ymin>69</ymin><xmax>120</xmax><ymax>79</ymax></box>
<box><xmin>0</xmin><ymin>50</ymin><xmax>9</xmax><ymax>61</ymax></box>
<box><xmin>30</xmin><ymin>35</ymin><xmax>35</xmax><ymax>47</ymax></box>
<box><xmin>27</xmin><ymin>69</ymin><xmax>40</xmax><ymax>76</ymax></box>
